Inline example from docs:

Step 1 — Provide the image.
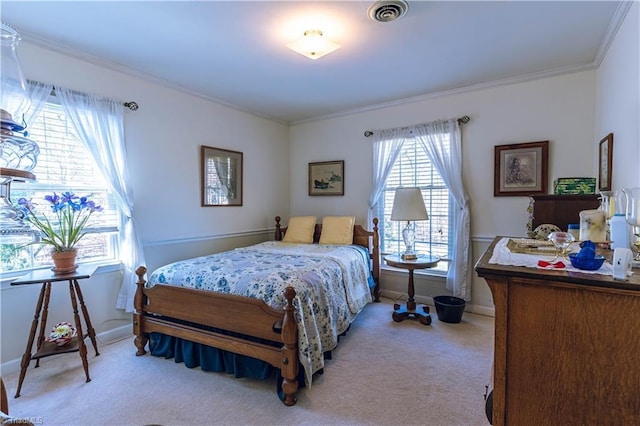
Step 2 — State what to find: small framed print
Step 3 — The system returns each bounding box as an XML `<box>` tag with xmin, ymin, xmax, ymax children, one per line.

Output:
<box><xmin>308</xmin><ymin>160</ymin><xmax>344</xmax><ymax>196</ymax></box>
<box><xmin>598</xmin><ymin>133</ymin><xmax>613</xmax><ymax>191</ymax></box>
<box><xmin>494</xmin><ymin>141</ymin><xmax>549</xmax><ymax>196</ymax></box>
<box><xmin>201</xmin><ymin>145</ymin><xmax>243</xmax><ymax>206</ymax></box>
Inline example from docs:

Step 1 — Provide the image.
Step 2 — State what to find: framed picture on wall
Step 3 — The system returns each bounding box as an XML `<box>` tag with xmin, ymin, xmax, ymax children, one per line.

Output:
<box><xmin>494</xmin><ymin>140</ymin><xmax>549</xmax><ymax>196</ymax></box>
<box><xmin>309</xmin><ymin>160</ymin><xmax>344</xmax><ymax>196</ymax></box>
<box><xmin>201</xmin><ymin>145</ymin><xmax>243</xmax><ymax>206</ymax></box>
<box><xmin>598</xmin><ymin>133</ymin><xmax>613</xmax><ymax>191</ymax></box>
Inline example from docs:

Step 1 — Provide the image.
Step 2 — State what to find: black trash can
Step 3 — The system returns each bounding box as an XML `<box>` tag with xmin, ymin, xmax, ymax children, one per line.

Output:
<box><xmin>433</xmin><ymin>295</ymin><xmax>466</xmax><ymax>323</ymax></box>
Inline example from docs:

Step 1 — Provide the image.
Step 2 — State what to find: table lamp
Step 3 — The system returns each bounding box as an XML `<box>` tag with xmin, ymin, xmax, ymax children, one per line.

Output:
<box><xmin>391</xmin><ymin>187</ymin><xmax>428</xmax><ymax>260</ymax></box>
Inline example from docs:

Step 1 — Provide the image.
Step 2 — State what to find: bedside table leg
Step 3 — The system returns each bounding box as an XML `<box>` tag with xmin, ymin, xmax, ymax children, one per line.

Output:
<box><xmin>391</xmin><ymin>271</ymin><xmax>431</xmax><ymax>326</ymax></box>
<box><xmin>34</xmin><ymin>283</ymin><xmax>52</xmax><ymax>369</ymax></box>
<box><xmin>15</xmin><ymin>283</ymin><xmax>47</xmax><ymax>398</ymax></box>
<box><xmin>407</xmin><ymin>270</ymin><xmax>417</xmax><ymax>311</ymax></box>
<box><xmin>72</xmin><ymin>279</ymin><xmax>99</xmax><ymax>356</ymax></box>
<box><xmin>69</xmin><ymin>281</ymin><xmax>91</xmax><ymax>383</ymax></box>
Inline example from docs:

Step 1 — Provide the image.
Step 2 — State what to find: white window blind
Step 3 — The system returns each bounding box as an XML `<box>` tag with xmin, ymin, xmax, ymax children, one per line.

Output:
<box><xmin>377</xmin><ymin>138</ymin><xmax>452</xmax><ymax>272</ymax></box>
<box><xmin>2</xmin><ymin>101</ymin><xmax>120</xmax><ymax>272</ymax></box>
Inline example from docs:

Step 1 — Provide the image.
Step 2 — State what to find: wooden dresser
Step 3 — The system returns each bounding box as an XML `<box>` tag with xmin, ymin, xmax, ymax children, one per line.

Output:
<box><xmin>476</xmin><ymin>237</ymin><xmax>640</xmax><ymax>425</ymax></box>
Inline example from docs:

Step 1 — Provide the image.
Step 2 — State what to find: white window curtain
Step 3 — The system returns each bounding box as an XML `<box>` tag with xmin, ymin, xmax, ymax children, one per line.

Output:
<box><xmin>413</xmin><ymin>119</ymin><xmax>471</xmax><ymax>300</ymax></box>
<box><xmin>25</xmin><ymin>81</ymin><xmax>54</xmax><ymax>125</ymax></box>
<box><xmin>367</xmin><ymin>127</ymin><xmax>412</xmax><ymax>226</ymax></box>
<box><xmin>56</xmin><ymin>87</ymin><xmax>145</xmax><ymax>312</ymax></box>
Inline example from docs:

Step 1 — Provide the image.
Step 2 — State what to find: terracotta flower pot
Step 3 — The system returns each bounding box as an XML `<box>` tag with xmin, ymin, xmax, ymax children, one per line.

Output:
<box><xmin>51</xmin><ymin>249</ymin><xmax>78</xmax><ymax>275</ymax></box>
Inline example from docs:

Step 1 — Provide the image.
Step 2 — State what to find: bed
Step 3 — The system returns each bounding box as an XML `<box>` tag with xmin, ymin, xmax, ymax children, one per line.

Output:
<box><xmin>133</xmin><ymin>216</ymin><xmax>380</xmax><ymax>406</ymax></box>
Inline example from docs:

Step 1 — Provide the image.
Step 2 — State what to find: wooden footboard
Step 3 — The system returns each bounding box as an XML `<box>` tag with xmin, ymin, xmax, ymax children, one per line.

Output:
<box><xmin>132</xmin><ymin>266</ymin><xmax>299</xmax><ymax>406</ymax></box>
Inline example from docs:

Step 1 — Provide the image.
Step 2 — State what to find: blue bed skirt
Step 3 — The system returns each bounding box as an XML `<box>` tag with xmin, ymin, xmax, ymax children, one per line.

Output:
<box><xmin>148</xmin><ymin>326</ymin><xmax>347</xmax><ymax>388</ymax></box>
<box><xmin>148</xmin><ymin>329</ymin><xmax>318</xmax><ymax>391</ymax></box>
<box><xmin>149</xmin><ymin>332</ymin><xmax>275</xmax><ymax>379</ymax></box>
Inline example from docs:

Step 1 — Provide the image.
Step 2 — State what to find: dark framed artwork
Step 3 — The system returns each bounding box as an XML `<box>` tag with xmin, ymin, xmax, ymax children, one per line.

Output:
<box><xmin>598</xmin><ymin>133</ymin><xmax>613</xmax><ymax>191</ymax></box>
<box><xmin>494</xmin><ymin>140</ymin><xmax>549</xmax><ymax>196</ymax></box>
<box><xmin>201</xmin><ymin>145</ymin><xmax>243</xmax><ymax>206</ymax></box>
<box><xmin>308</xmin><ymin>160</ymin><xmax>344</xmax><ymax>196</ymax></box>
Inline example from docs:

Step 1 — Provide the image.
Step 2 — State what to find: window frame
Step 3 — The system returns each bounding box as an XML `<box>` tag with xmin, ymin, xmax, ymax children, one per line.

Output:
<box><xmin>1</xmin><ymin>98</ymin><xmax>122</xmax><ymax>278</ymax></box>
<box><xmin>375</xmin><ymin>137</ymin><xmax>453</xmax><ymax>276</ymax></box>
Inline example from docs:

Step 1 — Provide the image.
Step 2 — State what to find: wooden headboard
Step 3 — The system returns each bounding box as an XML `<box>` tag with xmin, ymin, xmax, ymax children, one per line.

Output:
<box><xmin>273</xmin><ymin>216</ymin><xmax>380</xmax><ymax>302</ymax></box>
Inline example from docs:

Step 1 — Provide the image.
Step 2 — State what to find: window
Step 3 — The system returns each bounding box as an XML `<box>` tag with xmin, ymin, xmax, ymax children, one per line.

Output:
<box><xmin>1</xmin><ymin>101</ymin><xmax>121</xmax><ymax>273</ymax></box>
<box><xmin>375</xmin><ymin>137</ymin><xmax>452</xmax><ymax>273</ymax></box>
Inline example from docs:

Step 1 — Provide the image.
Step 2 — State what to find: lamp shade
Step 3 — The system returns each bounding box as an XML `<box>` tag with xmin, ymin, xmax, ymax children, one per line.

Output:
<box><xmin>390</xmin><ymin>187</ymin><xmax>428</xmax><ymax>221</ymax></box>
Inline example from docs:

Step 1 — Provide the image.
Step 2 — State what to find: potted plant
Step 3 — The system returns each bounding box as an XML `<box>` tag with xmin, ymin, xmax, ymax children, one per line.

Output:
<box><xmin>17</xmin><ymin>192</ymin><xmax>103</xmax><ymax>274</ymax></box>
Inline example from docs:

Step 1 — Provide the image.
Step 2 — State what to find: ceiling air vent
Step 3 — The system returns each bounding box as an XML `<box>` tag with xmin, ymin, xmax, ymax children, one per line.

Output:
<box><xmin>368</xmin><ymin>0</ymin><xmax>409</xmax><ymax>23</ymax></box>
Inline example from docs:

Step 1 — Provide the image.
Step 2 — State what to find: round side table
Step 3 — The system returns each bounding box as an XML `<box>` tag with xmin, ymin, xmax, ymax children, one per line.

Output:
<box><xmin>384</xmin><ymin>253</ymin><xmax>440</xmax><ymax>325</ymax></box>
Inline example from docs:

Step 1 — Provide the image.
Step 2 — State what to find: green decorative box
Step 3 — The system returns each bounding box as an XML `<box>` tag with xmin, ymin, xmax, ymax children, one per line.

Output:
<box><xmin>553</xmin><ymin>177</ymin><xmax>597</xmax><ymax>195</ymax></box>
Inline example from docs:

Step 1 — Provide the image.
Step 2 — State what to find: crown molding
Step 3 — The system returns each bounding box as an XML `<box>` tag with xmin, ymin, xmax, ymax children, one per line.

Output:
<box><xmin>593</xmin><ymin>0</ymin><xmax>635</xmax><ymax>66</ymax></box>
<box><xmin>291</xmin><ymin>62</ymin><xmax>598</xmax><ymax>126</ymax></box>
<box><xmin>20</xmin><ymin>32</ymin><xmax>288</xmax><ymax>126</ymax></box>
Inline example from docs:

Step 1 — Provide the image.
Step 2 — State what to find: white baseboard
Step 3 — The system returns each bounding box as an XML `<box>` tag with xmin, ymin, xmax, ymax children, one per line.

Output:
<box><xmin>379</xmin><ymin>290</ymin><xmax>495</xmax><ymax>317</ymax></box>
<box><xmin>97</xmin><ymin>324</ymin><xmax>133</xmax><ymax>344</ymax></box>
<box><xmin>1</xmin><ymin>324</ymin><xmax>133</xmax><ymax>376</ymax></box>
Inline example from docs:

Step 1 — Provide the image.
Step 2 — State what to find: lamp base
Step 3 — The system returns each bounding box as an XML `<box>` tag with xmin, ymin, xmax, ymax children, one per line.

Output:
<box><xmin>401</xmin><ymin>221</ymin><xmax>418</xmax><ymax>261</ymax></box>
<box><xmin>401</xmin><ymin>253</ymin><xmax>418</xmax><ymax>260</ymax></box>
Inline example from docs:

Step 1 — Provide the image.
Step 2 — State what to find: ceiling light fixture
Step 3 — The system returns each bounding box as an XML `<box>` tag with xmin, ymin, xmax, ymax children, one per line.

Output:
<box><xmin>286</xmin><ymin>29</ymin><xmax>340</xmax><ymax>60</ymax></box>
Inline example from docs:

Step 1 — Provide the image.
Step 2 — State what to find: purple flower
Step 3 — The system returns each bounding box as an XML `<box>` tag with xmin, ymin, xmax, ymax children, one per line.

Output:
<box><xmin>17</xmin><ymin>197</ymin><xmax>32</xmax><ymax>209</ymax></box>
<box><xmin>15</xmin><ymin>191</ymin><xmax>104</xmax><ymax>253</ymax></box>
<box><xmin>44</xmin><ymin>193</ymin><xmax>60</xmax><ymax>205</ymax></box>
<box><xmin>60</xmin><ymin>192</ymin><xmax>77</xmax><ymax>202</ymax></box>
<box><xmin>84</xmin><ymin>200</ymin><xmax>103</xmax><ymax>212</ymax></box>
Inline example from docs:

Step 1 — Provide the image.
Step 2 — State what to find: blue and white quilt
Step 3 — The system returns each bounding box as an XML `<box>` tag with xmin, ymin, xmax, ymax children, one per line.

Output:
<box><xmin>147</xmin><ymin>241</ymin><xmax>374</xmax><ymax>385</ymax></box>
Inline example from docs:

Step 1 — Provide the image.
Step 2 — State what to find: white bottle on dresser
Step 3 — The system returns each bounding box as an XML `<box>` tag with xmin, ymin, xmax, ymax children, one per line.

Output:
<box><xmin>610</xmin><ymin>214</ymin><xmax>630</xmax><ymax>250</ymax></box>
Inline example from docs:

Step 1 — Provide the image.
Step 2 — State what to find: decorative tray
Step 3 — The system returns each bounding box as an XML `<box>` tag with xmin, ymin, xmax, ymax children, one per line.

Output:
<box><xmin>507</xmin><ymin>238</ymin><xmax>557</xmax><ymax>255</ymax></box>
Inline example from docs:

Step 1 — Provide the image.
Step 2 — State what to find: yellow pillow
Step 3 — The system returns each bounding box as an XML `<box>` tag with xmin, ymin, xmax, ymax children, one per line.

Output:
<box><xmin>319</xmin><ymin>216</ymin><xmax>355</xmax><ymax>245</ymax></box>
<box><xmin>282</xmin><ymin>216</ymin><xmax>317</xmax><ymax>243</ymax></box>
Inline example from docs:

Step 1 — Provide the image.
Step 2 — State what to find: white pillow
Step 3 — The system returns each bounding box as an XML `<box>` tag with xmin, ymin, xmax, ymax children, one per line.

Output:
<box><xmin>282</xmin><ymin>216</ymin><xmax>317</xmax><ymax>243</ymax></box>
<box><xmin>319</xmin><ymin>216</ymin><xmax>355</xmax><ymax>245</ymax></box>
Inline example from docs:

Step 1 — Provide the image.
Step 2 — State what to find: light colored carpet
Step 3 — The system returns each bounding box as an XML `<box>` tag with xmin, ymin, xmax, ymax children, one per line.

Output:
<box><xmin>4</xmin><ymin>298</ymin><xmax>494</xmax><ymax>426</ymax></box>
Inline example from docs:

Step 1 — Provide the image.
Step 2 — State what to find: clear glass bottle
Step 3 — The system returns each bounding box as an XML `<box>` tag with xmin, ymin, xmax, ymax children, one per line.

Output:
<box><xmin>599</xmin><ymin>190</ymin><xmax>624</xmax><ymax>242</ymax></box>
<box><xmin>1</xmin><ymin>22</ymin><xmax>39</xmax><ymax>172</ymax></box>
<box><xmin>1</xmin><ymin>22</ymin><xmax>30</xmax><ymax>126</ymax></box>
<box><xmin>622</xmin><ymin>187</ymin><xmax>640</xmax><ymax>260</ymax></box>
<box><xmin>0</xmin><ymin>22</ymin><xmax>39</xmax><ymax>243</ymax></box>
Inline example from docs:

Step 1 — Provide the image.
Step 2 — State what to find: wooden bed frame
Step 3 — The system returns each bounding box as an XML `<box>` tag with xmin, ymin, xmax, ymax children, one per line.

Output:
<box><xmin>133</xmin><ymin>217</ymin><xmax>380</xmax><ymax>406</ymax></box>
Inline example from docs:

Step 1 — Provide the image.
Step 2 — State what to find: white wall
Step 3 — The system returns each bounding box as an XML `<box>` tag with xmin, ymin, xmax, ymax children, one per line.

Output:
<box><xmin>1</xmin><ymin>42</ymin><xmax>290</xmax><ymax>372</ymax></box>
<box><xmin>290</xmin><ymin>70</ymin><xmax>598</xmax><ymax>312</ymax></box>
<box><xmin>595</xmin><ymin>1</ymin><xmax>640</xmax><ymax>189</ymax></box>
